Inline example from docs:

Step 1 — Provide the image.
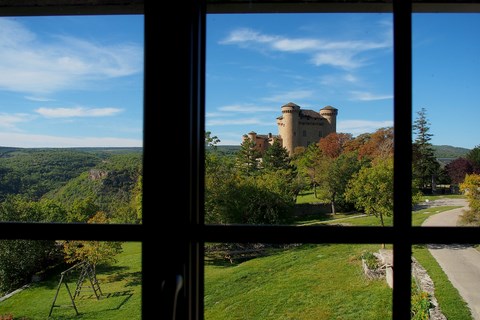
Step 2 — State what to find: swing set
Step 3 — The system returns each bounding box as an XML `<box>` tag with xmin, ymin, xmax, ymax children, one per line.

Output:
<box><xmin>48</xmin><ymin>260</ymin><xmax>102</xmax><ymax>317</ymax></box>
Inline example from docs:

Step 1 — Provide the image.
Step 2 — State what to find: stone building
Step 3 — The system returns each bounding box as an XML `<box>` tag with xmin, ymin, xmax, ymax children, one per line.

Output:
<box><xmin>243</xmin><ymin>102</ymin><xmax>338</xmax><ymax>155</ymax></box>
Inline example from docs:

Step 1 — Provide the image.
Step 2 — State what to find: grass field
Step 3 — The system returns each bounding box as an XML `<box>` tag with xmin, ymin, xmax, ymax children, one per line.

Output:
<box><xmin>0</xmin><ymin>242</ymin><xmax>141</xmax><ymax>319</ymax></box>
<box><xmin>205</xmin><ymin>193</ymin><xmax>472</xmax><ymax>319</ymax></box>
<box><xmin>205</xmin><ymin>243</ymin><xmax>392</xmax><ymax>320</ymax></box>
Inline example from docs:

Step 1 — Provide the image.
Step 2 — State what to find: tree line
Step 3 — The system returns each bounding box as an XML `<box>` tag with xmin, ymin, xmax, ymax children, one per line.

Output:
<box><xmin>205</xmin><ymin>107</ymin><xmax>480</xmax><ymax>227</ymax></box>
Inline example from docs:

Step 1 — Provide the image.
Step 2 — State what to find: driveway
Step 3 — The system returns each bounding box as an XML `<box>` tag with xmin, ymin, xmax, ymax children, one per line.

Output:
<box><xmin>421</xmin><ymin>198</ymin><xmax>480</xmax><ymax>320</ymax></box>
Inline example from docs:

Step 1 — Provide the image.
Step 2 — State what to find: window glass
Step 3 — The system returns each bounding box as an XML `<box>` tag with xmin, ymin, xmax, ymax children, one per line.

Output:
<box><xmin>0</xmin><ymin>15</ymin><xmax>144</xmax><ymax>224</ymax></box>
<box><xmin>0</xmin><ymin>240</ymin><xmax>141</xmax><ymax>317</ymax></box>
<box><xmin>412</xmin><ymin>13</ymin><xmax>480</xmax><ymax>227</ymax></box>
<box><xmin>205</xmin><ymin>242</ymin><xmax>393</xmax><ymax>319</ymax></box>
<box><xmin>206</xmin><ymin>13</ymin><xmax>393</xmax><ymax>226</ymax></box>
<box><xmin>412</xmin><ymin>243</ymin><xmax>478</xmax><ymax>319</ymax></box>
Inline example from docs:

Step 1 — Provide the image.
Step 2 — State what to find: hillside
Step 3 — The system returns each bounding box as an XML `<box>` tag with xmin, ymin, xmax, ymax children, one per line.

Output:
<box><xmin>432</xmin><ymin>145</ymin><xmax>470</xmax><ymax>159</ymax></box>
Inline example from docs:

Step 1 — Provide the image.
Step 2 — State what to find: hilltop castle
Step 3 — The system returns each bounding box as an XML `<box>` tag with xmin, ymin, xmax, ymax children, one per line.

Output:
<box><xmin>243</xmin><ymin>102</ymin><xmax>338</xmax><ymax>155</ymax></box>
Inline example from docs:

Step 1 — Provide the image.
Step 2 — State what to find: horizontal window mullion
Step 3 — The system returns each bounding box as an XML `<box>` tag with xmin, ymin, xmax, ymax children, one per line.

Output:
<box><xmin>0</xmin><ymin>222</ymin><xmax>143</xmax><ymax>241</ymax></box>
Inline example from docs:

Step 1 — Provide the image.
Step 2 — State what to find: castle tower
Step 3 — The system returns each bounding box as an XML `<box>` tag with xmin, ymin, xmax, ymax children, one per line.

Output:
<box><xmin>278</xmin><ymin>102</ymin><xmax>300</xmax><ymax>155</ymax></box>
<box><xmin>319</xmin><ymin>105</ymin><xmax>338</xmax><ymax>135</ymax></box>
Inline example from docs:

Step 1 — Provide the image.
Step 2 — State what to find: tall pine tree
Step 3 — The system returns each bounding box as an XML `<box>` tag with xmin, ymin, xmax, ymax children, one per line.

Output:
<box><xmin>412</xmin><ymin>107</ymin><xmax>440</xmax><ymax>193</ymax></box>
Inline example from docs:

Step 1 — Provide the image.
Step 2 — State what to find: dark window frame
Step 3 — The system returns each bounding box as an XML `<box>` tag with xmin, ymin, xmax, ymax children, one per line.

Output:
<box><xmin>0</xmin><ymin>1</ymin><xmax>479</xmax><ymax>320</ymax></box>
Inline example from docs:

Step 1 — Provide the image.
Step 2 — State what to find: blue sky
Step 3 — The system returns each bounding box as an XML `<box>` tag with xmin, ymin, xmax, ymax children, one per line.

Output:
<box><xmin>0</xmin><ymin>15</ymin><xmax>143</xmax><ymax>148</ymax></box>
<box><xmin>206</xmin><ymin>13</ymin><xmax>480</xmax><ymax>150</ymax></box>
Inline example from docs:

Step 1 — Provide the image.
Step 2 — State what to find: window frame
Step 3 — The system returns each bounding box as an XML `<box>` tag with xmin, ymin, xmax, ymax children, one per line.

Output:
<box><xmin>0</xmin><ymin>1</ymin><xmax>479</xmax><ymax>320</ymax></box>
<box><xmin>192</xmin><ymin>1</ymin><xmax>480</xmax><ymax>320</ymax></box>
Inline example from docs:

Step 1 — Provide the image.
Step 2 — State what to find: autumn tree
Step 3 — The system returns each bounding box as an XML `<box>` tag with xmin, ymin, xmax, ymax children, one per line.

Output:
<box><xmin>357</xmin><ymin>127</ymin><xmax>394</xmax><ymax>160</ymax></box>
<box><xmin>345</xmin><ymin>157</ymin><xmax>394</xmax><ymax>230</ymax></box>
<box><xmin>62</xmin><ymin>212</ymin><xmax>123</xmax><ymax>271</ymax></box>
<box><xmin>412</xmin><ymin>107</ymin><xmax>440</xmax><ymax>193</ymax></box>
<box><xmin>459</xmin><ymin>174</ymin><xmax>480</xmax><ymax>225</ymax></box>
<box><xmin>445</xmin><ymin>157</ymin><xmax>474</xmax><ymax>185</ymax></box>
<box><xmin>318</xmin><ymin>132</ymin><xmax>353</xmax><ymax>158</ymax></box>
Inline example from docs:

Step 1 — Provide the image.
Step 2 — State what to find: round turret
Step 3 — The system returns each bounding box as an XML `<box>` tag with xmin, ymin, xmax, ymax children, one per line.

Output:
<box><xmin>319</xmin><ymin>105</ymin><xmax>338</xmax><ymax>134</ymax></box>
<box><xmin>279</xmin><ymin>102</ymin><xmax>300</xmax><ymax>155</ymax></box>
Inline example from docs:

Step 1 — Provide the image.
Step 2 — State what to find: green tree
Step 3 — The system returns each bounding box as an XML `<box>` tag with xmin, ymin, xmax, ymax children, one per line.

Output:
<box><xmin>262</xmin><ymin>139</ymin><xmax>292</xmax><ymax>171</ymax></box>
<box><xmin>317</xmin><ymin>151</ymin><xmax>365</xmax><ymax>214</ymax></box>
<box><xmin>0</xmin><ymin>240</ymin><xmax>58</xmax><ymax>294</ymax></box>
<box><xmin>345</xmin><ymin>157</ymin><xmax>394</xmax><ymax>231</ymax></box>
<box><xmin>236</xmin><ymin>138</ymin><xmax>261</xmax><ymax>175</ymax></box>
<box><xmin>293</xmin><ymin>143</ymin><xmax>323</xmax><ymax>198</ymax></box>
<box><xmin>412</xmin><ymin>107</ymin><xmax>440</xmax><ymax>193</ymax></box>
<box><xmin>466</xmin><ymin>145</ymin><xmax>480</xmax><ymax>173</ymax></box>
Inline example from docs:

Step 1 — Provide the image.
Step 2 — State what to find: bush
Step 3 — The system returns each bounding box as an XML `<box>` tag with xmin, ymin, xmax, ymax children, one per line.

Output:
<box><xmin>411</xmin><ymin>280</ymin><xmax>431</xmax><ymax>320</ymax></box>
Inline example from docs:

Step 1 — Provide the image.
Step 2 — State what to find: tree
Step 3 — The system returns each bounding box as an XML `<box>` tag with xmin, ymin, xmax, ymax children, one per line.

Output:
<box><xmin>318</xmin><ymin>132</ymin><xmax>353</xmax><ymax>158</ymax></box>
<box><xmin>293</xmin><ymin>143</ymin><xmax>324</xmax><ymax>198</ymax></box>
<box><xmin>262</xmin><ymin>139</ymin><xmax>292</xmax><ymax>171</ymax></box>
<box><xmin>412</xmin><ymin>108</ymin><xmax>440</xmax><ymax>193</ymax></box>
<box><xmin>345</xmin><ymin>157</ymin><xmax>394</xmax><ymax>231</ymax></box>
<box><xmin>0</xmin><ymin>196</ymin><xmax>60</xmax><ymax>294</ymax></box>
<box><xmin>61</xmin><ymin>212</ymin><xmax>123</xmax><ymax>270</ymax></box>
<box><xmin>236</xmin><ymin>138</ymin><xmax>261</xmax><ymax>175</ymax></box>
<box><xmin>445</xmin><ymin>157</ymin><xmax>473</xmax><ymax>185</ymax></box>
<box><xmin>317</xmin><ymin>151</ymin><xmax>364</xmax><ymax>214</ymax></box>
<box><xmin>357</xmin><ymin>127</ymin><xmax>394</xmax><ymax>160</ymax></box>
<box><xmin>466</xmin><ymin>145</ymin><xmax>480</xmax><ymax>173</ymax></box>
<box><xmin>459</xmin><ymin>174</ymin><xmax>480</xmax><ymax>225</ymax></box>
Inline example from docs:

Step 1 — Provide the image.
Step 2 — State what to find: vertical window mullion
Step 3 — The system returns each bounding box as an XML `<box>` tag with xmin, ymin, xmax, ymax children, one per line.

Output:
<box><xmin>393</xmin><ymin>0</ymin><xmax>413</xmax><ymax>319</ymax></box>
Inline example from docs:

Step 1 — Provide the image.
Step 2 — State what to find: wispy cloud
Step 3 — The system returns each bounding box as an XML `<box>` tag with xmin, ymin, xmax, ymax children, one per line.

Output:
<box><xmin>338</xmin><ymin>119</ymin><xmax>393</xmax><ymax>136</ymax></box>
<box><xmin>262</xmin><ymin>90</ymin><xmax>313</xmax><ymax>103</ymax></box>
<box><xmin>0</xmin><ymin>132</ymin><xmax>142</xmax><ymax>148</ymax></box>
<box><xmin>0</xmin><ymin>18</ymin><xmax>142</xmax><ymax>94</ymax></box>
<box><xmin>35</xmin><ymin>107</ymin><xmax>123</xmax><ymax>118</ymax></box>
<box><xmin>218</xmin><ymin>104</ymin><xmax>278</xmax><ymax>113</ymax></box>
<box><xmin>207</xmin><ymin>118</ymin><xmax>271</xmax><ymax>126</ymax></box>
<box><xmin>221</xmin><ymin>26</ymin><xmax>391</xmax><ymax>70</ymax></box>
<box><xmin>349</xmin><ymin>91</ymin><xmax>393</xmax><ymax>101</ymax></box>
<box><xmin>0</xmin><ymin>113</ymin><xmax>33</xmax><ymax>130</ymax></box>
<box><xmin>25</xmin><ymin>96</ymin><xmax>56</xmax><ymax>102</ymax></box>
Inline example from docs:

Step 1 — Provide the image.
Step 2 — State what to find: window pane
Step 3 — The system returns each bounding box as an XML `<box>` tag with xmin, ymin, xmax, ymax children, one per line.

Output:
<box><xmin>412</xmin><ymin>14</ymin><xmax>480</xmax><ymax>228</ymax></box>
<box><xmin>205</xmin><ymin>243</ymin><xmax>392</xmax><ymax>319</ymax></box>
<box><xmin>412</xmin><ymin>244</ymin><xmax>478</xmax><ymax>319</ymax></box>
<box><xmin>0</xmin><ymin>15</ymin><xmax>144</xmax><ymax>224</ymax></box>
<box><xmin>0</xmin><ymin>240</ymin><xmax>141</xmax><ymax>317</ymax></box>
<box><xmin>206</xmin><ymin>13</ymin><xmax>393</xmax><ymax>226</ymax></box>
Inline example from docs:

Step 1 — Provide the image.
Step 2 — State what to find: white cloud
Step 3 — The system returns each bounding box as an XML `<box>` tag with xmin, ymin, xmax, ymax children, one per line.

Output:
<box><xmin>338</xmin><ymin>119</ymin><xmax>393</xmax><ymax>136</ymax></box>
<box><xmin>207</xmin><ymin>118</ymin><xmax>270</xmax><ymax>126</ymax></box>
<box><xmin>221</xmin><ymin>26</ymin><xmax>391</xmax><ymax>71</ymax></box>
<box><xmin>218</xmin><ymin>104</ymin><xmax>278</xmax><ymax>113</ymax></box>
<box><xmin>263</xmin><ymin>90</ymin><xmax>313</xmax><ymax>103</ymax></box>
<box><xmin>25</xmin><ymin>96</ymin><xmax>55</xmax><ymax>102</ymax></box>
<box><xmin>0</xmin><ymin>113</ymin><xmax>33</xmax><ymax>130</ymax></box>
<box><xmin>0</xmin><ymin>18</ymin><xmax>142</xmax><ymax>94</ymax></box>
<box><xmin>35</xmin><ymin>107</ymin><xmax>122</xmax><ymax>118</ymax></box>
<box><xmin>349</xmin><ymin>91</ymin><xmax>393</xmax><ymax>101</ymax></box>
<box><xmin>0</xmin><ymin>132</ymin><xmax>141</xmax><ymax>148</ymax></box>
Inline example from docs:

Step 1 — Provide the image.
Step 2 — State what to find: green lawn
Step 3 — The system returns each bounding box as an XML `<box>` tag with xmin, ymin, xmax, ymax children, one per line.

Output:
<box><xmin>412</xmin><ymin>245</ymin><xmax>472</xmax><ymax>319</ymax></box>
<box><xmin>205</xmin><ymin>244</ymin><xmax>392</xmax><ymax>320</ymax></box>
<box><xmin>0</xmin><ymin>242</ymin><xmax>141</xmax><ymax>319</ymax></box>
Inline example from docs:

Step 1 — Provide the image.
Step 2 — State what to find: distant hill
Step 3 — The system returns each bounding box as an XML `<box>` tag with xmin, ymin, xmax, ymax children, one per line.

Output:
<box><xmin>432</xmin><ymin>145</ymin><xmax>470</xmax><ymax>159</ymax></box>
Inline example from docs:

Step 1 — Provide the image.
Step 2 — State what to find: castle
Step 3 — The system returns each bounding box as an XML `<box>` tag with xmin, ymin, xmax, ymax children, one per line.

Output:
<box><xmin>243</xmin><ymin>102</ymin><xmax>338</xmax><ymax>155</ymax></box>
